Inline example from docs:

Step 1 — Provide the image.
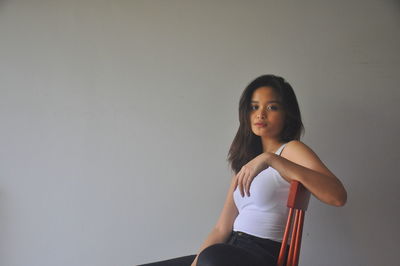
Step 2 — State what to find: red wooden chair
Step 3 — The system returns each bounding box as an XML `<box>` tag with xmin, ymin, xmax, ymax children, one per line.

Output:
<box><xmin>277</xmin><ymin>181</ymin><xmax>311</xmax><ymax>266</ymax></box>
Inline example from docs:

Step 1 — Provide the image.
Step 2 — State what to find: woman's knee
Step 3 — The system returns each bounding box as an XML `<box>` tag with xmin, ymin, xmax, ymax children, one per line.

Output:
<box><xmin>196</xmin><ymin>243</ymin><xmax>234</xmax><ymax>266</ymax></box>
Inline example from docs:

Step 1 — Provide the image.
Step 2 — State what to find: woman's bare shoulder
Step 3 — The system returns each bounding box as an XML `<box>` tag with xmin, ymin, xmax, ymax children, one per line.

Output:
<box><xmin>282</xmin><ymin>140</ymin><xmax>308</xmax><ymax>157</ymax></box>
<box><xmin>282</xmin><ymin>140</ymin><xmax>336</xmax><ymax>178</ymax></box>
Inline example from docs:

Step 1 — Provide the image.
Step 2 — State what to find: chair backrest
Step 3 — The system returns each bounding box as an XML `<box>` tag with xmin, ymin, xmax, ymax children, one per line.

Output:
<box><xmin>276</xmin><ymin>181</ymin><xmax>311</xmax><ymax>266</ymax></box>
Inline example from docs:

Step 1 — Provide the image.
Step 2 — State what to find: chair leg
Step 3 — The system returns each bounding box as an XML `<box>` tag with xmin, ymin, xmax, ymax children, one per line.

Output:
<box><xmin>293</xmin><ymin>210</ymin><xmax>305</xmax><ymax>266</ymax></box>
<box><xmin>277</xmin><ymin>208</ymin><xmax>294</xmax><ymax>266</ymax></box>
<box><xmin>287</xmin><ymin>209</ymin><xmax>300</xmax><ymax>266</ymax></box>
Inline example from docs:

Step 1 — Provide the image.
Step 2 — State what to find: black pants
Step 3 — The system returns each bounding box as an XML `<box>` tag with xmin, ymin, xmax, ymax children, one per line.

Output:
<box><xmin>137</xmin><ymin>231</ymin><xmax>289</xmax><ymax>266</ymax></box>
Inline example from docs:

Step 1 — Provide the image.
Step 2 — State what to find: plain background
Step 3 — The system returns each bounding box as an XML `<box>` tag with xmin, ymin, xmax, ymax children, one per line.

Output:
<box><xmin>0</xmin><ymin>1</ymin><xmax>399</xmax><ymax>266</ymax></box>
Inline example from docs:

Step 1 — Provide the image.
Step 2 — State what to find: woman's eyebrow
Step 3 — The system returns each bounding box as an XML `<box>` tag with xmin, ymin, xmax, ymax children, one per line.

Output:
<box><xmin>251</xmin><ymin>100</ymin><xmax>281</xmax><ymax>104</ymax></box>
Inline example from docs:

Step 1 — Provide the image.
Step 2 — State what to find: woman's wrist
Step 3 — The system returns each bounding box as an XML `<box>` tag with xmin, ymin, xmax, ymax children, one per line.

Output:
<box><xmin>263</xmin><ymin>151</ymin><xmax>303</xmax><ymax>183</ymax></box>
<box><xmin>263</xmin><ymin>152</ymin><xmax>276</xmax><ymax>167</ymax></box>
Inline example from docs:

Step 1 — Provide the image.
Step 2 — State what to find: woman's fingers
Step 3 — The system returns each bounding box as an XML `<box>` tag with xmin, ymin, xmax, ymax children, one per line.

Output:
<box><xmin>245</xmin><ymin>172</ymin><xmax>251</xmax><ymax>197</ymax></box>
<box><xmin>239</xmin><ymin>168</ymin><xmax>249</xmax><ymax>197</ymax></box>
<box><xmin>242</xmin><ymin>169</ymin><xmax>253</xmax><ymax>197</ymax></box>
<box><xmin>239</xmin><ymin>169</ymin><xmax>246</xmax><ymax>197</ymax></box>
<box><xmin>239</xmin><ymin>172</ymin><xmax>245</xmax><ymax>197</ymax></box>
<box><xmin>237</xmin><ymin>167</ymin><xmax>255</xmax><ymax>197</ymax></box>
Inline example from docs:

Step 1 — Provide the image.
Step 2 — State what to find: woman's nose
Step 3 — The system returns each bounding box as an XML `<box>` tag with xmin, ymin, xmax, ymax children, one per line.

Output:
<box><xmin>257</xmin><ymin>109</ymin><xmax>266</xmax><ymax>118</ymax></box>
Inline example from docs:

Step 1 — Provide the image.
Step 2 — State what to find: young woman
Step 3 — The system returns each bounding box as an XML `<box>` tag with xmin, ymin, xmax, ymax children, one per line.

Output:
<box><xmin>138</xmin><ymin>74</ymin><xmax>347</xmax><ymax>266</ymax></box>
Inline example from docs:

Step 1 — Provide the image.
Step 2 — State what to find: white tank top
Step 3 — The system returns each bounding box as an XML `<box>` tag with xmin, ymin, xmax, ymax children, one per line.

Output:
<box><xmin>233</xmin><ymin>143</ymin><xmax>290</xmax><ymax>242</ymax></box>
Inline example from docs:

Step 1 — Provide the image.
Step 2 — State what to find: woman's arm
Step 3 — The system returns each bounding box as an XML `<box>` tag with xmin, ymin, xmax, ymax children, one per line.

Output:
<box><xmin>264</xmin><ymin>140</ymin><xmax>347</xmax><ymax>207</ymax></box>
<box><xmin>191</xmin><ymin>175</ymin><xmax>239</xmax><ymax>266</ymax></box>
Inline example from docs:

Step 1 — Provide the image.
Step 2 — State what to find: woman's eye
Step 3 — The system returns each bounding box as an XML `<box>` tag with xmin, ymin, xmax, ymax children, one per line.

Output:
<box><xmin>251</xmin><ymin>105</ymin><xmax>278</xmax><ymax>111</ymax></box>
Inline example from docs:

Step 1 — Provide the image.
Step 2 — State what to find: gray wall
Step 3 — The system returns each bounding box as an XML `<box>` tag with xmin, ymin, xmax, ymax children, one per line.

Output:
<box><xmin>0</xmin><ymin>1</ymin><xmax>399</xmax><ymax>266</ymax></box>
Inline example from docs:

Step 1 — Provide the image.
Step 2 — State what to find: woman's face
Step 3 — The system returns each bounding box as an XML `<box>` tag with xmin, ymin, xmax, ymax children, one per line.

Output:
<box><xmin>249</xmin><ymin>86</ymin><xmax>286</xmax><ymax>139</ymax></box>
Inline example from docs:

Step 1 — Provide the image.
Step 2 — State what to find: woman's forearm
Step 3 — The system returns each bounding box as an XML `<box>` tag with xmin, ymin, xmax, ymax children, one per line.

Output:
<box><xmin>265</xmin><ymin>153</ymin><xmax>347</xmax><ymax>207</ymax></box>
<box><xmin>191</xmin><ymin>227</ymin><xmax>231</xmax><ymax>266</ymax></box>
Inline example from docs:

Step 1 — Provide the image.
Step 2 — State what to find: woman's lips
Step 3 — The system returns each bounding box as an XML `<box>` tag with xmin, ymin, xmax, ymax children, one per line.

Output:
<box><xmin>255</xmin><ymin>123</ymin><xmax>266</xmax><ymax>127</ymax></box>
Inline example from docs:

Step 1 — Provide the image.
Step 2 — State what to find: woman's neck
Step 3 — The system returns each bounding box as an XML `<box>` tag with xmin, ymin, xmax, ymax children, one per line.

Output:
<box><xmin>261</xmin><ymin>138</ymin><xmax>284</xmax><ymax>153</ymax></box>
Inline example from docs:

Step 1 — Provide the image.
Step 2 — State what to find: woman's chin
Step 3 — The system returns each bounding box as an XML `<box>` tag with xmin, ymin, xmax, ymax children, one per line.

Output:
<box><xmin>252</xmin><ymin>132</ymin><xmax>267</xmax><ymax>137</ymax></box>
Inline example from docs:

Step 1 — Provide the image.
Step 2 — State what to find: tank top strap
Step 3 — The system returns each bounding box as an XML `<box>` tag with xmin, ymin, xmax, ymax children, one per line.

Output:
<box><xmin>275</xmin><ymin>143</ymin><xmax>287</xmax><ymax>155</ymax></box>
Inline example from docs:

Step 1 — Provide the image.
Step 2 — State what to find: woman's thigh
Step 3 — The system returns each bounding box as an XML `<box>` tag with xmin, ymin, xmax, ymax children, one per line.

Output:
<box><xmin>197</xmin><ymin>243</ymin><xmax>273</xmax><ymax>266</ymax></box>
<box><xmin>137</xmin><ymin>254</ymin><xmax>196</xmax><ymax>266</ymax></box>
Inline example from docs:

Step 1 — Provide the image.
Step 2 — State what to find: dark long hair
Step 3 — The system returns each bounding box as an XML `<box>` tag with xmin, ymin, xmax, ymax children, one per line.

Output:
<box><xmin>227</xmin><ymin>74</ymin><xmax>304</xmax><ymax>174</ymax></box>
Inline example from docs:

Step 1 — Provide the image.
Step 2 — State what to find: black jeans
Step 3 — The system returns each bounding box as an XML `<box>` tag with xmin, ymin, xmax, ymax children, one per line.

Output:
<box><xmin>137</xmin><ymin>231</ymin><xmax>289</xmax><ymax>266</ymax></box>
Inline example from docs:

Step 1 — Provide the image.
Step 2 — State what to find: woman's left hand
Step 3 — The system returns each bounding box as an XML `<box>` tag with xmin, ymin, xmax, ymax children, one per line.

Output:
<box><xmin>234</xmin><ymin>153</ymin><xmax>271</xmax><ymax>197</ymax></box>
